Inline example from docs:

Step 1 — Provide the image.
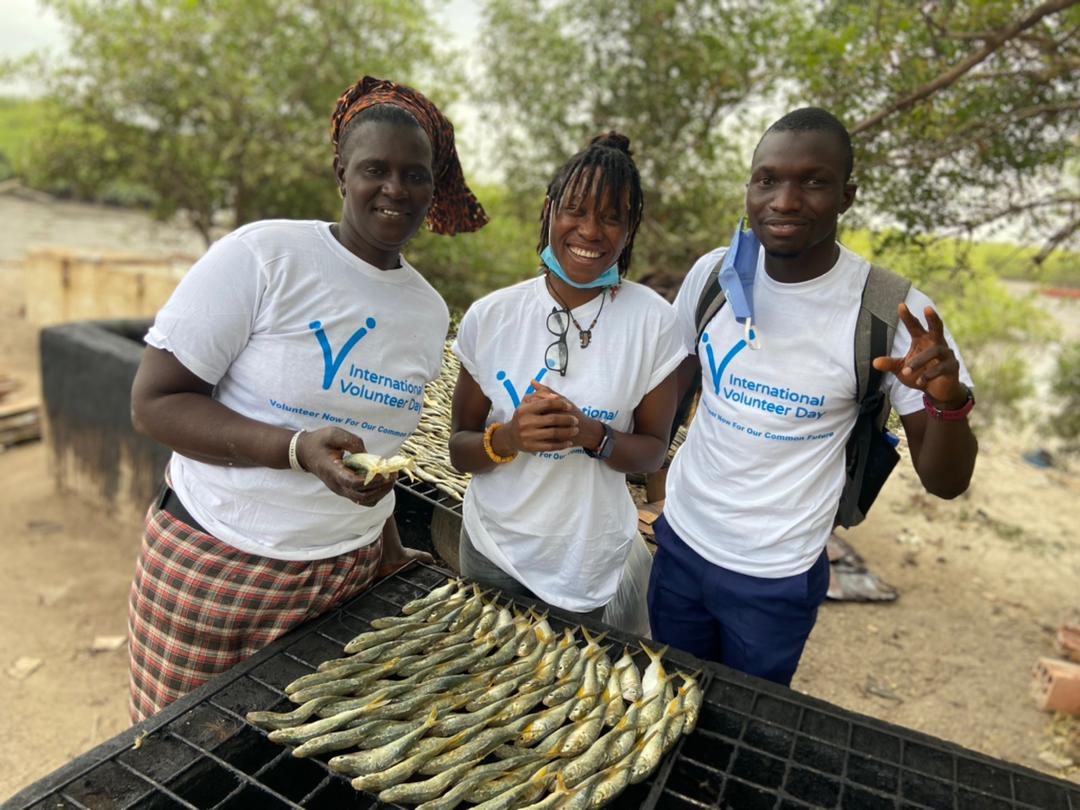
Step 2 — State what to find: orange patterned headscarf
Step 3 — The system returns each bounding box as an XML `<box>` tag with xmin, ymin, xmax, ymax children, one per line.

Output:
<box><xmin>331</xmin><ymin>76</ymin><xmax>488</xmax><ymax>236</ymax></box>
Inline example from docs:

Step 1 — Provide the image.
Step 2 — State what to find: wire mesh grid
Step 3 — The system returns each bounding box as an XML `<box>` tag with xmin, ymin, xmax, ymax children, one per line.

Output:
<box><xmin>9</xmin><ymin>564</ymin><xmax>709</xmax><ymax>810</ymax></box>
<box><xmin>8</xmin><ymin>563</ymin><xmax>1080</xmax><ymax>810</ymax></box>
<box><xmin>656</xmin><ymin>671</ymin><xmax>1080</xmax><ymax>810</ymax></box>
<box><xmin>394</xmin><ymin>477</ymin><xmax>464</xmax><ymax>517</ymax></box>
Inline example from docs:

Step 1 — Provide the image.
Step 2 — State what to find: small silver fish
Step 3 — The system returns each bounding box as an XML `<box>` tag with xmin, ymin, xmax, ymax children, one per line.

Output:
<box><xmin>601</xmin><ymin>703</ymin><xmax>643</xmax><ymax>767</ymax></box>
<box><xmin>406</xmin><ymin>753</ymin><xmax>541</xmax><ymax>810</ymax></box>
<box><xmin>628</xmin><ymin>720</ymin><xmax>670</xmax><ymax>784</ymax></box>
<box><xmin>560</xmin><ymin>703</ymin><xmax>607</xmax><ymax>757</ymax></box>
<box><xmin>601</xmin><ymin>666</ymin><xmax>626</xmax><ymax>727</ymax></box>
<box><xmin>267</xmin><ymin>704</ymin><xmax>375</xmax><ymax>746</ymax></box>
<box><xmin>401</xmin><ymin>577</ymin><xmax>463</xmax><ymax>614</ymax></box>
<box><xmin>640</xmin><ymin>642</ymin><xmax>670</xmax><ymax>699</ymax></box>
<box><xmin>381</xmin><ymin>756</ymin><xmax>483</xmax><ymax>806</ymax></box>
<box><xmin>465</xmin><ymin>755</ymin><xmax>553</xmax><ymax>804</ymax></box>
<box><xmin>615</xmin><ymin>646</ymin><xmax>642</xmax><ymax>702</ymax></box>
<box><xmin>348</xmin><ymin>732</ymin><xmax>461</xmax><ymax>792</ymax></box>
<box><xmin>681</xmin><ymin>670</ymin><xmax>704</xmax><ymax>735</ymax></box>
<box><xmin>288</xmin><ymin>657</ymin><xmax>401</xmax><ymax>703</ymax></box>
<box><xmin>516</xmin><ymin>696</ymin><xmax>578</xmax><ymax>747</ymax></box>
<box><xmin>328</xmin><ymin>706</ymin><xmax>438</xmax><ymax>776</ymax></box>
<box><xmin>568</xmin><ymin>652</ymin><xmax>602</xmax><ymax>722</ymax></box>
<box><xmin>245</xmin><ymin>696</ymin><xmax>341</xmax><ymax>730</ymax></box>
<box><xmin>469</xmin><ymin>764</ymin><xmax>553</xmax><ymax>810</ymax></box>
<box><xmin>586</xmin><ymin>744</ymin><xmax>641</xmax><ymax>807</ymax></box>
<box><xmin>420</xmin><ymin>723</ymin><xmax>524</xmax><ymax>775</ymax></box>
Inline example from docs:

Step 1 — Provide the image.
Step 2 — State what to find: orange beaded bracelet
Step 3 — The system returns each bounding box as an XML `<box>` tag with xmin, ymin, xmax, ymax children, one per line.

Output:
<box><xmin>483</xmin><ymin>422</ymin><xmax>517</xmax><ymax>464</ymax></box>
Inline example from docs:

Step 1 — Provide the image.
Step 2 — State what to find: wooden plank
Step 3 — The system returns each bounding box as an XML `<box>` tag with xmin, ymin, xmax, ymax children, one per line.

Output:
<box><xmin>0</xmin><ymin>396</ymin><xmax>39</xmax><ymax>420</ymax></box>
<box><xmin>0</xmin><ymin>400</ymin><xmax>41</xmax><ymax>447</ymax></box>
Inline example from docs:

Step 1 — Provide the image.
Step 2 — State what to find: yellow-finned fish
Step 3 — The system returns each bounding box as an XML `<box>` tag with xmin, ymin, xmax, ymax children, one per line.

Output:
<box><xmin>401</xmin><ymin>577</ymin><xmax>463</xmax><ymax>614</ymax></box>
<box><xmin>615</xmin><ymin>646</ymin><xmax>642</xmax><ymax>702</ymax></box>
<box><xmin>328</xmin><ymin>706</ymin><xmax>438</xmax><ymax>777</ymax></box>
<box><xmin>349</xmin><ymin>732</ymin><xmax>462</xmax><ymax>792</ymax></box>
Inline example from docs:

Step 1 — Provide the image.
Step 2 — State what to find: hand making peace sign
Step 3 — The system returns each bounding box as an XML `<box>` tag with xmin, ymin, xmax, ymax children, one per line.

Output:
<box><xmin>871</xmin><ymin>303</ymin><xmax>969</xmax><ymax>408</ymax></box>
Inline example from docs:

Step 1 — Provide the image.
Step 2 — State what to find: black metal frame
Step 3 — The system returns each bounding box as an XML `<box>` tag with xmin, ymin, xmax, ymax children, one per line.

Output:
<box><xmin>6</xmin><ymin>564</ymin><xmax>1078</xmax><ymax>810</ymax></box>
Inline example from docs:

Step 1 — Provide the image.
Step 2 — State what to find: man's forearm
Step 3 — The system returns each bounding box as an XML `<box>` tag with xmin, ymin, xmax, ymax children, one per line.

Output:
<box><xmin>913</xmin><ymin>417</ymin><xmax>978</xmax><ymax>499</ymax></box>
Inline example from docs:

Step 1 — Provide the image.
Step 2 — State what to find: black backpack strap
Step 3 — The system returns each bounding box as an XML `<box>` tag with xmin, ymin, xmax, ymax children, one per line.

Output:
<box><xmin>694</xmin><ymin>260</ymin><xmax>727</xmax><ymax>348</ymax></box>
<box><xmin>669</xmin><ymin>256</ymin><xmax>727</xmax><ymax>446</ymax></box>
<box><xmin>855</xmin><ymin>264</ymin><xmax>913</xmax><ymax>423</ymax></box>
<box><xmin>836</xmin><ymin>264</ymin><xmax>912</xmax><ymax>528</ymax></box>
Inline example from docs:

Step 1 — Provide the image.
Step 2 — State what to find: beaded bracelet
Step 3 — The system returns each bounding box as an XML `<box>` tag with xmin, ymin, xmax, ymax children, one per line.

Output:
<box><xmin>483</xmin><ymin>422</ymin><xmax>517</xmax><ymax>464</ymax></box>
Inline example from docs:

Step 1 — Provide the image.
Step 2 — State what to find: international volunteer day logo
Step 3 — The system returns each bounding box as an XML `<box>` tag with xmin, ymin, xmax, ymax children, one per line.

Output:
<box><xmin>494</xmin><ymin>365</ymin><xmax>619</xmax><ymax>459</ymax></box>
<box><xmin>268</xmin><ymin>316</ymin><xmax>423</xmax><ymax>437</ymax></box>
<box><xmin>701</xmin><ymin>330</ymin><xmax>834</xmax><ymax>442</ymax></box>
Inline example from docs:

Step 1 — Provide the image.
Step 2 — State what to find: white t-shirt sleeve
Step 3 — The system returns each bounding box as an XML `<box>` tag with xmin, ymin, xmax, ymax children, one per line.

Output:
<box><xmin>646</xmin><ymin>305</ymin><xmax>689</xmax><ymax>391</ymax></box>
<box><xmin>145</xmin><ymin>234</ymin><xmax>263</xmax><ymax>385</ymax></box>
<box><xmin>451</xmin><ymin>303</ymin><xmax>481</xmax><ymax>381</ymax></box>
<box><xmin>883</xmin><ymin>287</ymin><xmax>975</xmax><ymax>415</ymax></box>
<box><xmin>673</xmin><ymin>248</ymin><xmax>726</xmax><ymax>354</ymax></box>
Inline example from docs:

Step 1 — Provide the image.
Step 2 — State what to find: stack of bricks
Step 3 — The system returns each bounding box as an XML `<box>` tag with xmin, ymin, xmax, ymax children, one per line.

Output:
<box><xmin>0</xmin><ymin>373</ymin><xmax>40</xmax><ymax>450</ymax></box>
<box><xmin>1031</xmin><ymin>623</ymin><xmax>1080</xmax><ymax>714</ymax></box>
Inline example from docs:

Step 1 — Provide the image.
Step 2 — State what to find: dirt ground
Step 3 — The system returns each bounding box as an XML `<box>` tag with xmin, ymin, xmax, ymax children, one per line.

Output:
<box><xmin>1</xmin><ymin>190</ymin><xmax>1078</xmax><ymax>800</ymax></box>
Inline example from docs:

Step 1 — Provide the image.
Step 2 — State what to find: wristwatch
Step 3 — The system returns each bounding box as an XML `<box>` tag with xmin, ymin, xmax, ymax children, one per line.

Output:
<box><xmin>584</xmin><ymin>422</ymin><xmax>615</xmax><ymax>460</ymax></box>
<box><xmin>923</xmin><ymin>387</ymin><xmax>975</xmax><ymax>421</ymax></box>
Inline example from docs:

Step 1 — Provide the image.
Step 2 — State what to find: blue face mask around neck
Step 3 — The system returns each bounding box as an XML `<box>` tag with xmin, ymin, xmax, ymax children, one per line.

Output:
<box><xmin>540</xmin><ymin>245</ymin><xmax>621</xmax><ymax>289</ymax></box>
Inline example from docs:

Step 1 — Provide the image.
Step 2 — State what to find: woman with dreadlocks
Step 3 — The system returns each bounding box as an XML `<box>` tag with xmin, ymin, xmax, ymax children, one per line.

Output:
<box><xmin>126</xmin><ymin>76</ymin><xmax>486</xmax><ymax>721</ymax></box>
<box><xmin>449</xmin><ymin>133</ymin><xmax>685</xmax><ymax>628</ymax></box>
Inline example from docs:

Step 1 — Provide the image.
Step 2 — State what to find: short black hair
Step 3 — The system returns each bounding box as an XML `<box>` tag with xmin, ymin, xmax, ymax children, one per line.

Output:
<box><xmin>338</xmin><ymin>104</ymin><xmax>426</xmax><ymax>162</ymax></box>
<box><xmin>760</xmin><ymin>107</ymin><xmax>854</xmax><ymax>181</ymax></box>
<box><xmin>538</xmin><ymin>132</ymin><xmax>644</xmax><ymax>276</ymax></box>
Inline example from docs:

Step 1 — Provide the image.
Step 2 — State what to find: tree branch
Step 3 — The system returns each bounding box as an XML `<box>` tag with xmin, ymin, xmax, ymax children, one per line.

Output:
<box><xmin>1034</xmin><ymin>216</ymin><xmax>1080</xmax><ymax>264</ymax></box>
<box><xmin>852</xmin><ymin>0</ymin><xmax>1080</xmax><ymax>135</ymax></box>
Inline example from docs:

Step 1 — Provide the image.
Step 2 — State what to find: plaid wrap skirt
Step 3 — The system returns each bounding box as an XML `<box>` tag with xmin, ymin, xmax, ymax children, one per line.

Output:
<box><xmin>128</xmin><ymin>502</ymin><xmax>382</xmax><ymax>723</ymax></box>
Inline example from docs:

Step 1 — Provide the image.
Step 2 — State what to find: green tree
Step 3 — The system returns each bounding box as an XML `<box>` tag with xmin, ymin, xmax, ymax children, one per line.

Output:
<box><xmin>477</xmin><ymin>0</ymin><xmax>794</xmax><ymax>274</ymax></box>
<box><xmin>789</xmin><ymin>0</ymin><xmax>1080</xmax><ymax>418</ymax></box>
<box><xmin>787</xmin><ymin>0</ymin><xmax>1080</xmax><ymax>263</ymax></box>
<box><xmin>478</xmin><ymin>0</ymin><xmax>1079</xmax><ymax>418</ymax></box>
<box><xmin>479</xmin><ymin>0</ymin><xmax>1079</xmax><ymax>271</ymax></box>
<box><xmin>1049</xmin><ymin>340</ymin><xmax>1080</xmax><ymax>446</ymax></box>
<box><xmin>29</xmin><ymin>0</ymin><xmax>439</xmax><ymax>243</ymax></box>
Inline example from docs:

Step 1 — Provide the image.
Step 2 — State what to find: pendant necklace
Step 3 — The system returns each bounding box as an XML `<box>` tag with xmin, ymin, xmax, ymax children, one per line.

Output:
<box><xmin>546</xmin><ymin>275</ymin><xmax>606</xmax><ymax>349</ymax></box>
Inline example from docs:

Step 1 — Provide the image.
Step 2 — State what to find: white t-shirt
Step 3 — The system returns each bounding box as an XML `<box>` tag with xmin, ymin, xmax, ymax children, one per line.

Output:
<box><xmin>665</xmin><ymin>244</ymin><xmax>973</xmax><ymax>578</ymax></box>
<box><xmin>453</xmin><ymin>277</ymin><xmax>686</xmax><ymax>612</ymax></box>
<box><xmin>146</xmin><ymin>220</ymin><xmax>449</xmax><ymax>560</ymax></box>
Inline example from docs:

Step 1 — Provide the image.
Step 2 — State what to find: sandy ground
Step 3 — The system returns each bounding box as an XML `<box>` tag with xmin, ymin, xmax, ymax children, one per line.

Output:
<box><xmin>1</xmin><ymin>191</ymin><xmax>1078</xmax><ymax>800</ymax></box>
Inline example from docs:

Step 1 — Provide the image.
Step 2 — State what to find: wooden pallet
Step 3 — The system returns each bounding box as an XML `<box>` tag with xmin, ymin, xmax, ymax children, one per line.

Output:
<box><xmin>0</xmin><ymin>397</ymin><xmax>41</xmax><ymax>448</ymax></box>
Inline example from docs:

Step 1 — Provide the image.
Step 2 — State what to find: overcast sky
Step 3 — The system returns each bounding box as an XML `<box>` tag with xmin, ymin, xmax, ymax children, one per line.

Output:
<box><xmin>0</xmin><ymin>0</ymin><xmax>495</xmax><ymax>174</ymax></box>
<box><xmin>0</xmin><ymin>0</ymin><xmax>483</xmax><ymax>93</ymax></box>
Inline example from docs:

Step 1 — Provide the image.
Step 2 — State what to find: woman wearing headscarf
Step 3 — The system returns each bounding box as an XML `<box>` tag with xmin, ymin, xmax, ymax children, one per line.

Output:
<box><xmin>449</xmin><ymin>133</ymin><xmax>685</xmax><ymax>629</ymax></box>
<box><xmin>127</xmin><ymin>76</ymin><xmax>485</xmax><ymax>722</ymax></box>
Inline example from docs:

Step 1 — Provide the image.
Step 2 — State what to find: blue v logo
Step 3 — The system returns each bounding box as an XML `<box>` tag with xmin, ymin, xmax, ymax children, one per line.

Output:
<box><xmin>496</xmin><ymin>366</ymin><xmax>549</xmax><ymax>408</ymax></box>
<box><xmin>310</xmin><ymin>317</ymin><xmax>376</xmax><ymax>390</ymax></box>
<box><xmin>702</xmin><ymin>332</ymin><xmax>752</xmax><ymax>395</ymax></box>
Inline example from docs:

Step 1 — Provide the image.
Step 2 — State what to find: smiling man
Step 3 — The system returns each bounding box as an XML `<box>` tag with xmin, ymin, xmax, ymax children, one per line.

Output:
<box><xmin>648</xmin><ymin>108</ymin><xmax>979</xmax><ymax>685</ymax></box>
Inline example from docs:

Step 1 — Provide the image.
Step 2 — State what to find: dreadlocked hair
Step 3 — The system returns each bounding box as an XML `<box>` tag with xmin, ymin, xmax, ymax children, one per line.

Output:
<box><xmin>537</xmin><ymin>131</ymin><xmax>644</xmax><ymax>276</ymax></box>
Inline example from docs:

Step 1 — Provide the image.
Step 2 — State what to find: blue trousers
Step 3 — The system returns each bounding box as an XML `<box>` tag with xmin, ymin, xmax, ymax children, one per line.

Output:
<box><xmin>647</xmin><ymin>514</ymin><xmax>829</xmax><ymax>687</ymax></box>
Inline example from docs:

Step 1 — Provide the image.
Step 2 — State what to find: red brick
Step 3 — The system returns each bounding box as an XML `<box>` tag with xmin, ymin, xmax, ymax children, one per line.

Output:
<box><xmin>1031</xmin><ymin>657</ymin><xmax>1080</xmax><ymax>714</ymax></box>
<box><xmin>1057</xmin><ymin>624</ymin><xmax>1080</xmax><ymax>664</ymax></box>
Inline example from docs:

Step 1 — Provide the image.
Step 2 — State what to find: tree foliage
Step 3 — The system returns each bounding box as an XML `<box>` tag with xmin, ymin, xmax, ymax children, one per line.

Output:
<box><xmin>787</xmin><ymin>0</ymin><xmax>1080</xmax><ymax>263</ymax></box>
<box><xmin>477</xmin><ymin>0</ymin><xmax>1079</xmax><ymax>418</ymax></box>
<box><xmin>478</xmin><ymin>0</ymin><xmax>1079</xmax><ymax>271</ymax></box>
<box><xmin>477</xmin><ymin>0</ymin><xmax>795</xmax><ymax>274</ymax></box>
<box><xmin>30</xmin><ymin>0</ymin><xmax>439</xmax><ymax>243</ymax></box>
<box><xmin>1049</xmin><ymin>340</ymin><xmax>1080</xmax><ymax>445</ymax></box>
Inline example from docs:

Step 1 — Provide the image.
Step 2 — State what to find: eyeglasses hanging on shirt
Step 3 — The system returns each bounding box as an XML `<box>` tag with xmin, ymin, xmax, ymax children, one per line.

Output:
<box><xmin>543</xmin><ymin>277</ymin><xmax>608</xmax><ymax>376</ymax></box>
<box><xmin>545</xmin><ymin>308</ymin><xmax>570</xmax><ymax>376</ymax></box>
